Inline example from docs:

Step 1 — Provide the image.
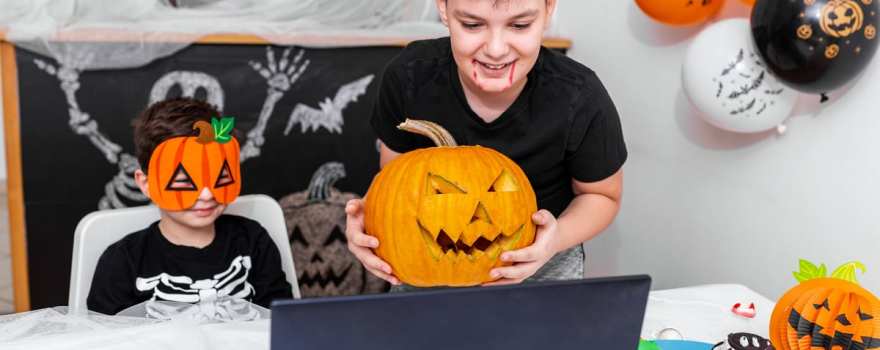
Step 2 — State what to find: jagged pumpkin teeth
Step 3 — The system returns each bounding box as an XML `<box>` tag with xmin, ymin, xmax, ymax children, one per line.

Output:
<box><xmin>364</xmin><ymin>119</ymin><xmax>537</xmax><ymax>286</ymax></box>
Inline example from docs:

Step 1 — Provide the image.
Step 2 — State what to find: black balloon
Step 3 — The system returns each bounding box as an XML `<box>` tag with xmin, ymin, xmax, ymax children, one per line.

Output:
<box><xmin>751</xmin><ymin>0</ymin><xmax>879</xmax><ymax>94</ymax></box>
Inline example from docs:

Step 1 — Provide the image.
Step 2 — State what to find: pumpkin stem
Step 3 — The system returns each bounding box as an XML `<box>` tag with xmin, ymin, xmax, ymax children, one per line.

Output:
<box><xmin>397</xmin><ymin>119</ymin><xmax>458</xmax><ymax>147</ymax></box>
<box><xmin>193</xmin><ymin>121</ymin><xmax>215</xmax><ymax>144</ymax></box>
<box><xmin>307</xmin><ymin>162</ymin><xmax>346</xmax><ymax>202</ymax></box>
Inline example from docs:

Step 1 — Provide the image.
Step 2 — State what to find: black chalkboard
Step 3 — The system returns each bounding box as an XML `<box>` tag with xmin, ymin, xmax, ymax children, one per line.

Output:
<box><xmin>15</xmin><ymin>43</ymin><xmax>401</xmax><ymax>308</ymax></box>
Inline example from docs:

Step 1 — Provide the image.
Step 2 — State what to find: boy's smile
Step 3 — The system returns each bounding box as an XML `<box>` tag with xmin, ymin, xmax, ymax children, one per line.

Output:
<box><xmin>439</xmin><ymin>0</ymin><xmax>555</xmax><ymax>94</ymax></box>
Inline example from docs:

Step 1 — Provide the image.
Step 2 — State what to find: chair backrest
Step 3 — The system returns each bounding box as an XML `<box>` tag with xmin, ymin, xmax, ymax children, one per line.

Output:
<box><xmin>68</xmin><ymin>194</ymin><xmax>301</xmax><ymax>315</ymax></box>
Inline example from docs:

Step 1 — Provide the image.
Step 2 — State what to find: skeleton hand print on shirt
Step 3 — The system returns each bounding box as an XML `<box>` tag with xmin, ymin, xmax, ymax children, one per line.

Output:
<box><xmin>135</xmin><ymin>255</ymin><xmax>255</xmax><ymax>304</ymax></box>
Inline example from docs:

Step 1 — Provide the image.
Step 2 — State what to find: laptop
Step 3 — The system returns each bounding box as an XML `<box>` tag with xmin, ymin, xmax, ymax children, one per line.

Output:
<box><xmin>270</xmin><ymin>275</ymin><xmax>651</xmax><ymax>350</ymax></box>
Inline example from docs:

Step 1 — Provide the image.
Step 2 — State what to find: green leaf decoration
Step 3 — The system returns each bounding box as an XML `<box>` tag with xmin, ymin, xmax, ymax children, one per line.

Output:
<box><xmin>794</xmin><ymin>259</ymin><xmax>827</xmax><ymax>282</ymax></box>
<box><xmin>793</xmin><ymin>259</ymin><xmax>867</xmax><ymax>284</ymax></box>
<box><xmin>212</xmin><ymin>116</ymin><xmax>235</xmax><ymax>144</ymax></box>
<box><xmin>830</xmin><ymin>261</ymin><xmax>866</xmax><ymax>284</ymax></box>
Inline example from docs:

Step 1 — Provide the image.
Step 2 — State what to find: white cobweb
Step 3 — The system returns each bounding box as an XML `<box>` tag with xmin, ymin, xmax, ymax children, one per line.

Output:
<box><xmin>0</xmin><ymin>0</ymin><xmax>447</xmax><ymax>70</ymax></box>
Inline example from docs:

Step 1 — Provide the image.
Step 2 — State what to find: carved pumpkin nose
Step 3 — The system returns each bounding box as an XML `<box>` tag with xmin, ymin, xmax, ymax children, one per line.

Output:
<box><xmin>469</xmin><ymin>202</ymin><xmax>492</xmax><ymax>225</ymax></box>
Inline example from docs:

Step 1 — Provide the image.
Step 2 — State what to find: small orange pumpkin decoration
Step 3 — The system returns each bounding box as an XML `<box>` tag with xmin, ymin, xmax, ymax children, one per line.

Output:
<box><xmin>820</xmin><ymin>0</ymin><xmax>866</xmax><ymax>38</ymax></box>
<box><xmin>364</xmin><ymin>119</ymin><xmax>537</xmax><ymax>287</ymax></box>
<box><xmin>148</xmin><ymin>117</ymin><xmax>241</xmax><ymax>210</ymax></box>
<box><xmin>769</xmin><ymin>260</ymin><xmax>880</xmax><ymax>350</ymax></box>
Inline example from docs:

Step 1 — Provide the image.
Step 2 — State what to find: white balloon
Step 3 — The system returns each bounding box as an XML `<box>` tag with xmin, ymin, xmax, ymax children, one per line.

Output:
<box><xmin>682</xmin><ymin>19</ymin><xmax>798</xmax><ymax>133</ymax></box>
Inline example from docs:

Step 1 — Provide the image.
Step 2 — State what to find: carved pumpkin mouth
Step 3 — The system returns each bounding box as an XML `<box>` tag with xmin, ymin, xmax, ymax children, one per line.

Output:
<box><xmin>418</xmin><ymin>220</ymin><xmax>524</xmax><ymax>260</ymax></box>
<box><xmin>787</xmin><ymin>304</ymin><xmax>880</xmax><ymax>348</ymax></box>
<box><xmin>299</xmin><ymin>264</ymin><xmax>353</xmax><ymax>289</ymax></box>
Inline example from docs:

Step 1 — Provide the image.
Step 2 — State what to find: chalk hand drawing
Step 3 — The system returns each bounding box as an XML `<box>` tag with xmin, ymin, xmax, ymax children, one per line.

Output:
<box><xmin>241</xmin><ymin>47</ymin><xmax>310</xmax><ymax>161</ymax></box>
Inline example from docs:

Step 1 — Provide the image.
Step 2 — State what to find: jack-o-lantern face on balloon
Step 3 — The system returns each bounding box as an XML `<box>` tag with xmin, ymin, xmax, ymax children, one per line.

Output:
<box><xmin>770</xmin><ymin>278</ymin><xmax>880</xmax><ymax>350</ymax></box>
<box><xmin>820</xmin><ymin>0</ymin><xmax>865</xmax><ymax>38</ymax></box>
<box><xmin>364</xmin><ymin>119</ymin><xmax>537</xmax><ymax>287</ymax></box>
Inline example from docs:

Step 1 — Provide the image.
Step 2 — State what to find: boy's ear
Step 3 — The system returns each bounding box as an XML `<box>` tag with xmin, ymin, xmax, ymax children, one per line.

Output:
<box><xmin>436</xmin><ymin>0</ymin><xmax>449</xmax><ymax>27</ymax></box>
<box><xmin>134</xmin><ymin>169</ymin><xmax>150</xmax><ymax>199</ymax></box>
<box><xmin>544</xmin><ymin>0</ymin><xmax>557</xmax><ymax>30</ymax></box>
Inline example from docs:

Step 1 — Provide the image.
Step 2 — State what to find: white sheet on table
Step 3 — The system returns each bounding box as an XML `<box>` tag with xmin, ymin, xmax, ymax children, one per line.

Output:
<box><xmin>641</xmin><ymin>284</ymin><xmax>775</xmax><ymax>344</ymax></box>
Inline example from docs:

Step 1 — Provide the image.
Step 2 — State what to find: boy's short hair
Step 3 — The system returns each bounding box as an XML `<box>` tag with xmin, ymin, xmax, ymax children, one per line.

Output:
<box><xmin>132</xmin><ymin>97</ymin><xmax>222</xmax><ymax>172</ymax></box>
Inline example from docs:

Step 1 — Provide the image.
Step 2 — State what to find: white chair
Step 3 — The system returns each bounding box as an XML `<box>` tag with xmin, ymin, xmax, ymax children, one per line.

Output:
<box><xmin>68</xmin><ymin>194</ymin><xmax>301</xmax><ymax>315</ymax></box>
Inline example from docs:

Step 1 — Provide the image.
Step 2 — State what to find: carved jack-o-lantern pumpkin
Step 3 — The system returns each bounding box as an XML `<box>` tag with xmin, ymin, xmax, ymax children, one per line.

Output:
<box><xmin>769</xmin><ymin>261</ymin><xmax>880</xmax><ymax>350</ymax></box>
<box><xmin>820</xmin><ymin>0</ymin><xmax>865</xmax><ymax>38</ymax></box>
<box><xmin>364</xmin><ymin>119</ymin><xmax>537</xmax><ymax>287</ymax></box>
<box><xmin>280</xmin><ymin>162</ymin><xmax>387</xmax><ymax>297</ymax></box>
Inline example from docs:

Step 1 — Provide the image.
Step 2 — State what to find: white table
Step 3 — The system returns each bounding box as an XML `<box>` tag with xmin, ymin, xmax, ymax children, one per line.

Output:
<box><xmin>0</xmin><ymin>284</ymin><xmax>775</xmax><ymax>349</ymax></box>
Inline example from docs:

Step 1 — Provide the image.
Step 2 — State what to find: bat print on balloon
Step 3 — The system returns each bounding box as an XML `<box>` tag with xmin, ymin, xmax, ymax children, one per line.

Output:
<box><xmin>711</xmin><ymin>49</ymin><xmax>786</xmax><ymax>118</ymax></box>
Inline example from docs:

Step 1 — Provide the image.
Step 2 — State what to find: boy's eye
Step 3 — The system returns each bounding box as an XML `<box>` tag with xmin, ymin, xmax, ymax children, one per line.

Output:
<box><xmin>214</xmin><ymin>160</ymin><xmax>235</xmax><ymax>188</ymax></box>
<box><xmin>461</xmin><ymin>22</ymin><xmax>483</xmax><ymax>29</ymax></box>
<box><xmin>511</xmin><ymin>22</ymin><xmax>532</xmax><ymax>30</ymax></box>
<box><xmin>165</xmin><ymin>164</ymin><xmax>198</xmax><ymax>191</ymax></box>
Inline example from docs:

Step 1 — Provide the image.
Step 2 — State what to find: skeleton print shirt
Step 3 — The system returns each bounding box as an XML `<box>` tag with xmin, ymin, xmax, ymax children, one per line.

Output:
<box><xmin>87</xmin><ymin>215</ymin><xmax>292</xmax><ymax>315</ymax></box>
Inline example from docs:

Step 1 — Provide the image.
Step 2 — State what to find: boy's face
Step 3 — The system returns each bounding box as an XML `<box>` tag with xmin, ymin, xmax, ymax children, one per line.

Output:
<box><xmin>438</xmin><ymin>0</ymin><xmax>556</xmax><ymax>93</ymax></box>
<box><xmin>135</xmin><ymin>169</ymin><xmax>227</xmax><ymax>229</ymax></box>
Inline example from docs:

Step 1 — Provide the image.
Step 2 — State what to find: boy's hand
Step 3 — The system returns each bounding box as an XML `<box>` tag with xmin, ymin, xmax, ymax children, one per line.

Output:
<box><xmin>483</xmin><ymin>210</ymin><xmax>560</xmax><ymax>286</ymax></box>
<box><xmin>345</xmin><ymin>199</ymin><xmax>401</xmax><ymax>285</ymax></box>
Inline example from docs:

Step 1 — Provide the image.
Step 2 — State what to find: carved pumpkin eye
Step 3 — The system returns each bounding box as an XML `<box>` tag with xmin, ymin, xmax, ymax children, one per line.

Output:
<box><xmin>837</xmin><ymin>314</ymin><xmax>852</xmax><ymax>326</ymax></box>
<box><xmin>166</xmin><ymin>164</ymin><xmax>197</xmax><ymax>191</ymax></box>
<box><xmin>214</xmin><ymin>159</ymin><xmax>235</xmax><ymax>188</ymax></box>
<box><xmin>290</xmin><ymin>226</ymin><xmax>308</xmax><ymax>246</ymax></box>
<box><xmin>814</xmin><ymin>299</ymin><xmax>831</xmax><ymax>311</ymax></box>
<box><xmin>427</xmin><ymin>173</ymin><xmax>467</xmax><ymax>195</ymax></box>
<box><xmin>858</xmin><ymin>309</ymin><xmax>874</xmax><ymax>321</ymax></box>
<box><xmin>323</xmin><ymin>227</ymin><xmax>347</xmax><ymax>247</ymax></box>
<box><xmin>488</xmin><ymin>169</ymin><xmax>519</xmax><ymax>192</ymax></box>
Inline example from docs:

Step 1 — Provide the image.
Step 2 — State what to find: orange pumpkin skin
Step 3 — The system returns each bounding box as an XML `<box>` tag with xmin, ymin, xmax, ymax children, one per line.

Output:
<box><xmin>364</xmin><ymin>144</ymin><xmax>537</xmax><ymax>287</ymax></box>
<box><xmin>769</xmin><ymin>278</ymin><xmax>880</xmax><ymax>350</ymax></box>
<box><xmin>148</xmin><ymin>136</ymin><xmax>241</xmax><ymax>210</ymax></box>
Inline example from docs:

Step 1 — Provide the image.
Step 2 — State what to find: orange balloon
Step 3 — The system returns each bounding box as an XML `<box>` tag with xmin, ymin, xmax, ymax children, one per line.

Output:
<box><xmin>635</xmin><ymin>0</ymin><xmax>726</xmax><ymax>26</ymax></box>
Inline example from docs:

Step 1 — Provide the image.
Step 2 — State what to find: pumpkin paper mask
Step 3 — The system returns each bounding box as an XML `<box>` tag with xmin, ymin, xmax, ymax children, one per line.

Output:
<box><xmin>147</xmin><ymin>117</ymin><xmax>241</xmax><ymax>211</ymax></box>
<box><xmin>364</xmin><ymin>119</ymin><xmax>537</xmax><ymax>287</ymax></box>
<box><xmin>769</xmin><ymin>260</ymin><xmax>880</xmax><ymax>350</ymax></box>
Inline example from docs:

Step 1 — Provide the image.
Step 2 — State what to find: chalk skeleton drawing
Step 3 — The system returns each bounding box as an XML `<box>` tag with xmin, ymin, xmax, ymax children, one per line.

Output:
<box><xmin>33</xmin><ymin>46</ymin><xmax>374</xmax><ymax>209</ymax></box>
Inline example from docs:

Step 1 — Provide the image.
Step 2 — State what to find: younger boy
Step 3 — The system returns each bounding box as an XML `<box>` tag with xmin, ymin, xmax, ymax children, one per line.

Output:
<box><xmin>87</xmin><ymin>97</ymin><xmax>292</xmax><ymax>315</ymax></box>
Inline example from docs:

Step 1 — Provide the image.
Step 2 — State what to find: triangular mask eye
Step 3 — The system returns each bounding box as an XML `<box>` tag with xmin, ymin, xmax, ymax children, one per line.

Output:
<box><xmin>214</xmin><ymin>159</ymin><xmax>235</xmax><ymax>188</ymax></box>
<box><xmin>165</xmin><ymin>163</ymin><xmax>197</xmax><ymax>191</ymax></box>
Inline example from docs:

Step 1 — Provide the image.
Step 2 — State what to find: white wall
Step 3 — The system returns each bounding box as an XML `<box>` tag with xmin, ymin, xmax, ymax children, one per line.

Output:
<box><xmin>558</xmin><ymin>1</ymin><xmax>880</xmax><ymax>300</ymax></box>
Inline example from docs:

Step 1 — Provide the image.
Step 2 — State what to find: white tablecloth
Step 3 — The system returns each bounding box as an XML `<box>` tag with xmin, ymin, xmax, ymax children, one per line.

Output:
<box><xmin>0</xmin><ymin>284</ymin><xmax>775</xmax><ymax>349</ymax></box>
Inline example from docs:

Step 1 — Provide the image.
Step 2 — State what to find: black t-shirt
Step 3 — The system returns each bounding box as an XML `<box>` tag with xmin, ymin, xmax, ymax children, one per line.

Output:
<box><xmin>86</xmin><ymin>215</ymin><xmax>293</xmax><ymax>315</ymax></box>
<box><xmin>371</xmin><ymin>37</ymin><xmax>627</xmax><ymax>218</ymax></box>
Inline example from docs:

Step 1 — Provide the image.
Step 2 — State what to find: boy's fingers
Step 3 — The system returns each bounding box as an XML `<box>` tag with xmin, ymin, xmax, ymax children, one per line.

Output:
<box><xmin>490</xmin><ymin>264</ymin><xmax>532</xmax><ymax>281</ymax></box>
<box><xmin>345</xmin><ymin>199</ymin><xmax>363</xmax><ymax>216</ymax></box>
<box><xmin>348</xmin><ymin>244</ymin><xmax>392</xmax><ymax>274</ymax></box>
<box><xmin>482</xmin><ymin>278</ymin><xmax>520</xmax><ymax>286</ymax></box>
<box><xmin>350</xmin><ymin>232</ymin><xmax>379</xmax><ymax>248</ymax></box>
<box><xmin>501</xmin><ymin>248</ymin><xmax>536</xmax><ymax>263</ymax></box>
<box><xmin>365</xmin><ymin>267</ymin><xmax>400</xmax><ymax>285</ymax></box>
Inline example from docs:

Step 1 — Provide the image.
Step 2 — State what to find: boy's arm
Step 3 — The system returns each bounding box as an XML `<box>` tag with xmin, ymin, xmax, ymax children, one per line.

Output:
<box><xmin>250</xmin><ymin>228</ymin><xmax>293</xmax><ymax>307</ymax></box>
<box><xmin>552</xmin><ymin>168</ymin><xmax>623</xmax><ymax>252</ymax></box>
<box><xmin>485</xmin><ymin>169</ymin><xmax>623</xmax><ymax>285</ymax></box>
<box><xmin>87</xmin><ymin>245</ymin><xmax>138</xmax><ymax>315</ymax></box>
